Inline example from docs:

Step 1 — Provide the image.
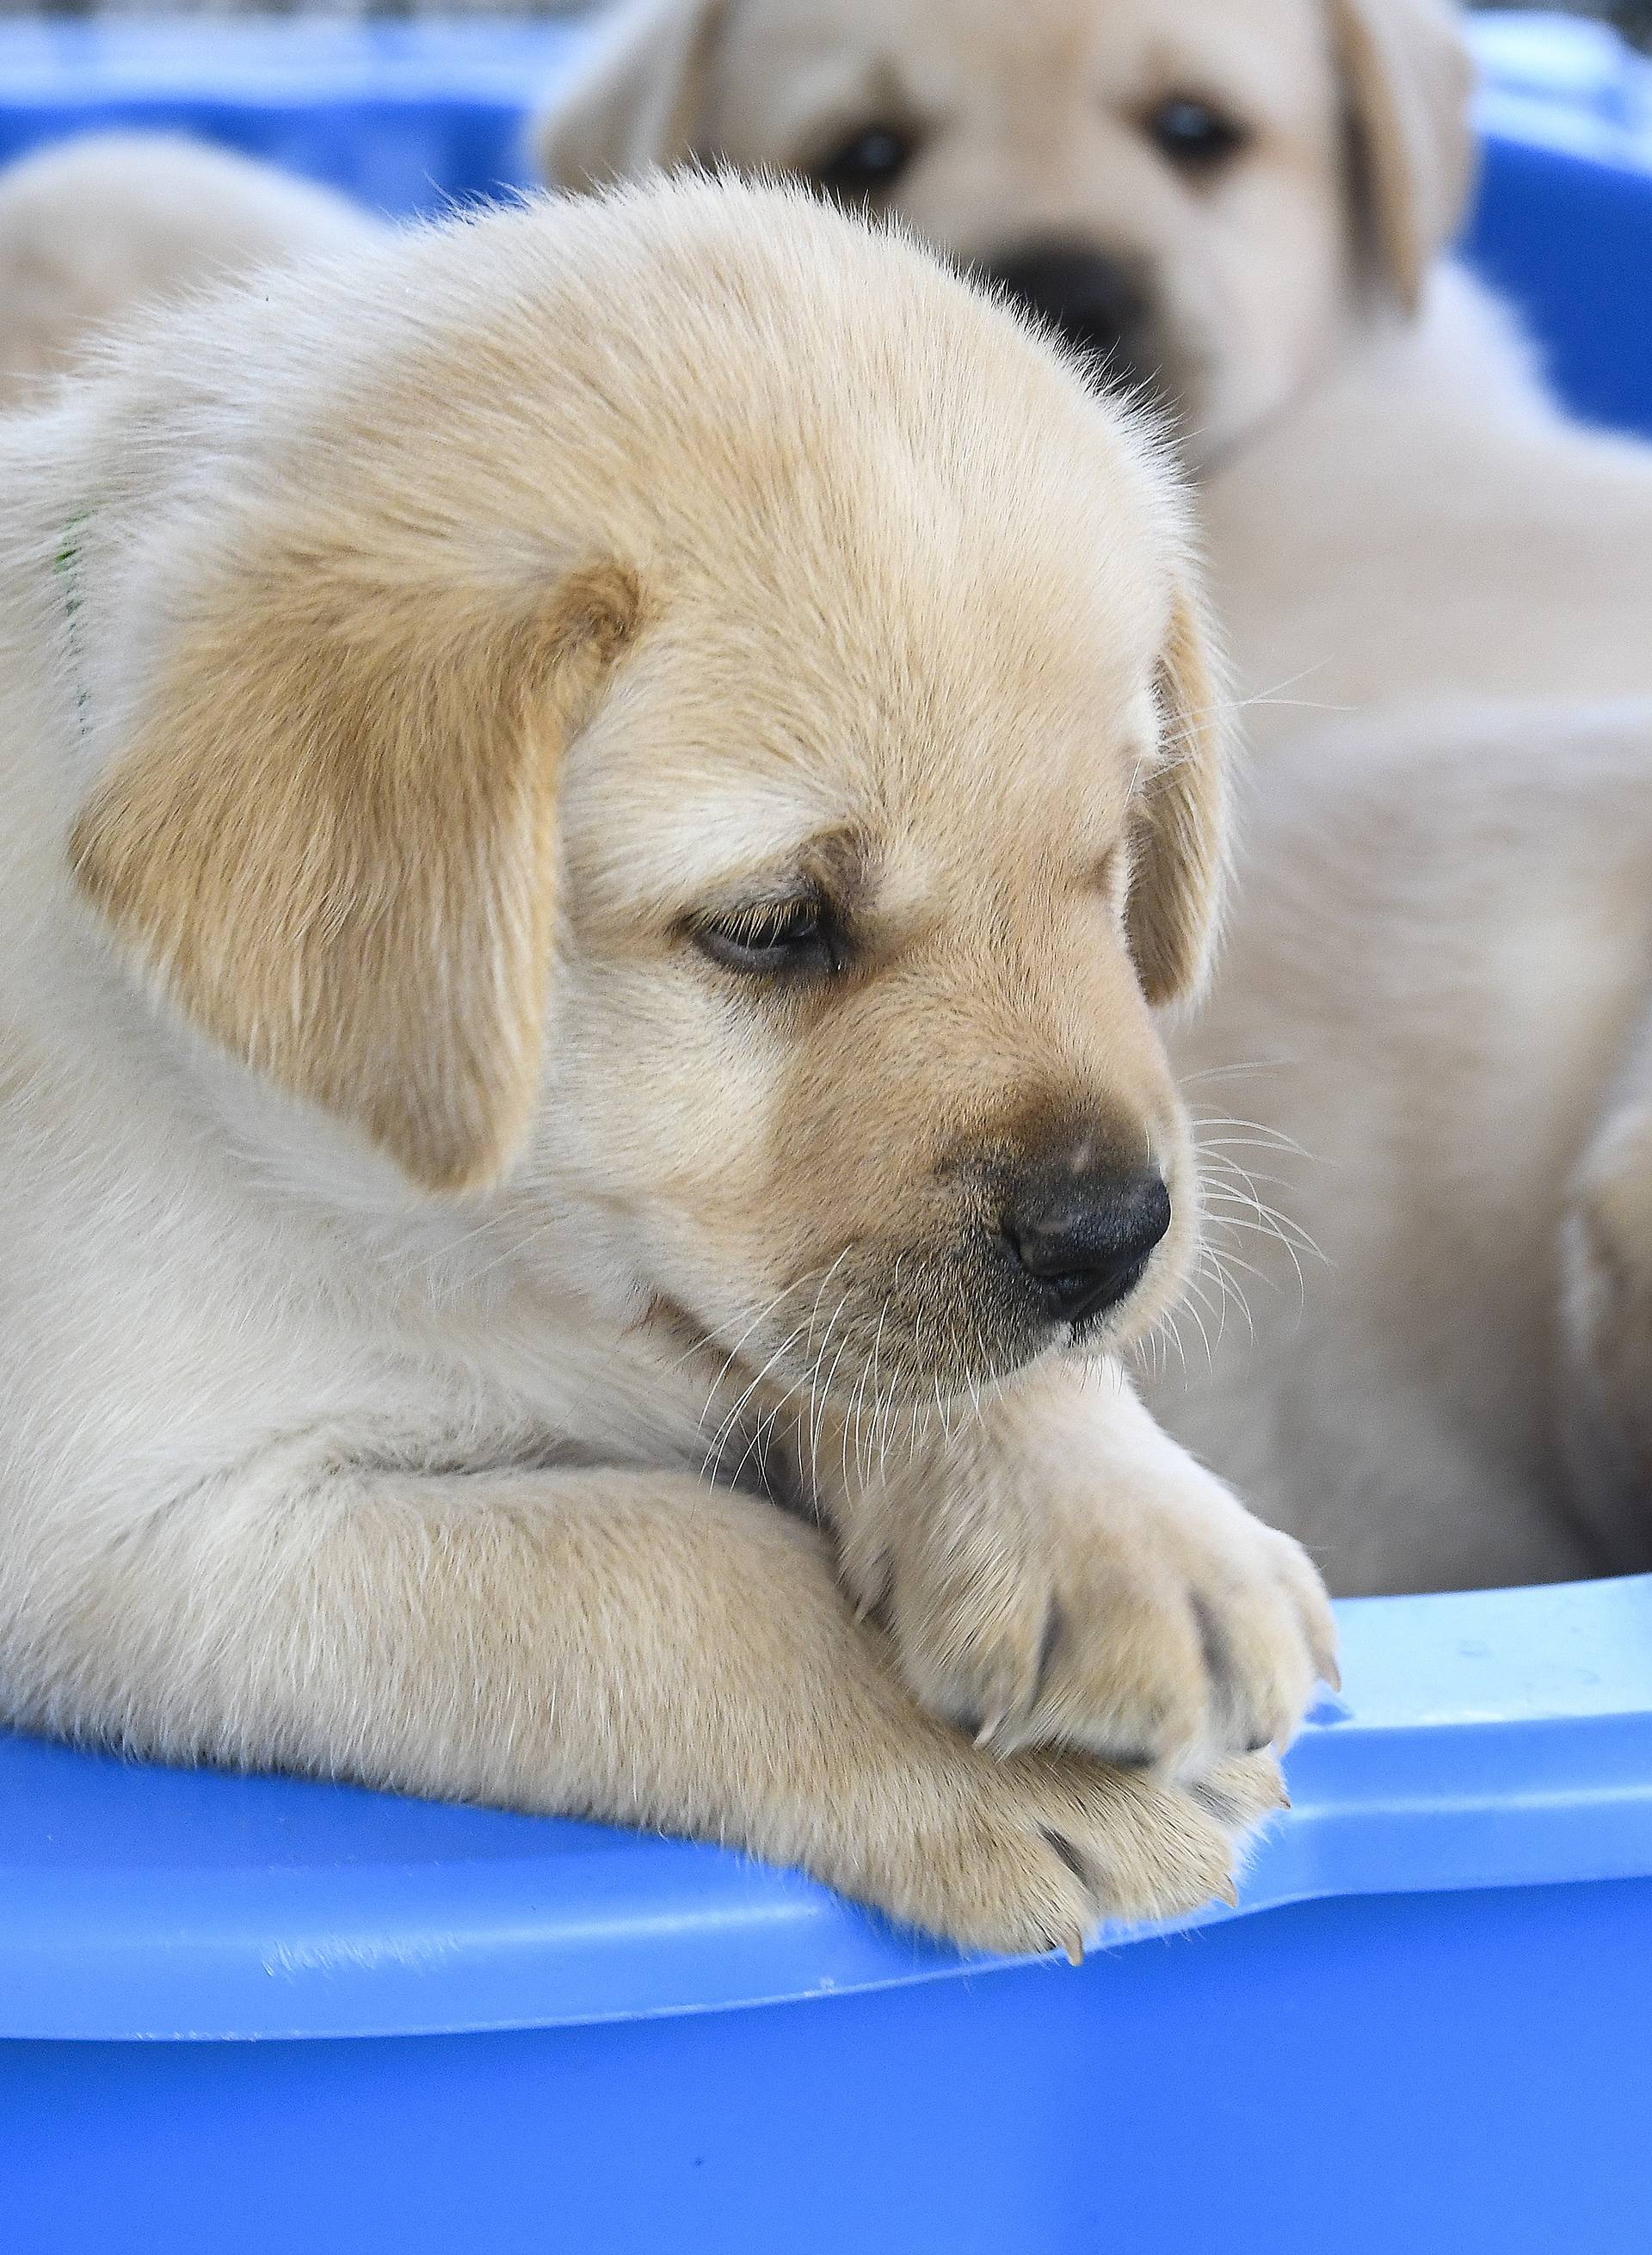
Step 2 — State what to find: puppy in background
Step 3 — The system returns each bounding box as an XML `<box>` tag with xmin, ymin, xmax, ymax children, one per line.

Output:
<box><xmin>0</xmin><ymin>176</ymin><xmax>1331</xmax><ymax>1954</ymax></box>
<box><xmin>535</xmin><ymin>0</ymin><xmax>1652</xmax><ymax>743</ymax></box>
<box><xmin>0</xmin><ymin>134</ymin><xmax>380</xmax><ymax>409</ymax></box>
<box><xmin>1162</xmin><ymin>701</ymin><xmax>1652</xmax><ymax>1595</ymax></box>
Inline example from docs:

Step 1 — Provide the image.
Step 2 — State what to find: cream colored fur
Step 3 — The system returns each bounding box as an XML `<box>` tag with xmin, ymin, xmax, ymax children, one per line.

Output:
<box><xmin>1156</xmin><ymin>704</ymin><xmax>1652</xmax><ymax>1595</ymax></box>
<box><xmin>533</xmin><ymin>0</ymin><xmax>1652</xmax><ymax>743</ymax></box>
<box><xmin>0</xmin><ymin>177</ymin><xmax>1332</xmax><ymax>1953</ymax></box>
<box><xmin>1205</xmin><ymin>277</ymin><xmax>1652</xmax><ymax>743</ymax></box>
<box><xmin>0</xmin><ymin>134</ymin><xmax>381</xmax><ymax>410</ymax></box>
<box><xmin>1558</xmin><ymin>996</ymin><xmax>1652</xmax><ymax>1574</ymax></box>
<box><xmin>527</xmin><ymin>0</ymin><xmax>1652</xmax><ymax>1592</ymax></box>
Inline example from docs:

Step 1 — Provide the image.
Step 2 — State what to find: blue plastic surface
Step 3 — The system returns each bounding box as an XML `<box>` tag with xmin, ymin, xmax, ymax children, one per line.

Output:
<box><xmin>0</xmin><ymin>17</ymin><xmax>586</xmax><ymax>214</ymax></box>
<box><xmin>7</xmin><ymin>1880</ymin><xmax>1652</xmax><ymax>2255</ymax></box>
<box><xmin>3</xmin><ymin>18</ymin><xmax>1652</xmax><ymax>2252</ymax></box>
<box><xmin>3</xmin><ymin>1580</ymin><xmax>1652</xmax><ymax>2252</ymax></box>
<box><xmin>3</xmin><ymin>1573</ymin><xmax>1651</xmax><ymax>2046</ymax></box>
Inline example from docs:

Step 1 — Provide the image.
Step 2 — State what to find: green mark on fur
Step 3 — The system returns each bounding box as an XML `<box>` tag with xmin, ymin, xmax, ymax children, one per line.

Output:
<box><xmin>53</xmin><ymin>509</ymin><xmax>90</xmax><ymax>742</ymax></box>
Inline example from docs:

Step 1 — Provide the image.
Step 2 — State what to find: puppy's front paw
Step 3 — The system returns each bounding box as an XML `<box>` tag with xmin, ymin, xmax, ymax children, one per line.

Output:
<box><xmin>865</xmin><ymin>1734</ymin><xmax>1287</xmax><ymax>1959</ymax></box>
<box><xmin>840</xmin><ymin>1378</ymin><xmax>1336</xmax><ymax>1777</ymax></box>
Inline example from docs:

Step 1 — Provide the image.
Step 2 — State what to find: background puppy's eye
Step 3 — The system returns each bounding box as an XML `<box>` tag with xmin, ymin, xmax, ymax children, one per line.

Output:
<box><xmin>696</xmin><ymin>898</ymin><xmax>846</xmax><ymax>980</ymax></box>
<box><xmin>1144</xmin><ymin>96</ymin><xmax>1249</xmax><ymax>176</ymax></box>
<box><xmin>811</xmin><ymin>123</ymin><xmax>918</xmax><ymax>201</ymax></box>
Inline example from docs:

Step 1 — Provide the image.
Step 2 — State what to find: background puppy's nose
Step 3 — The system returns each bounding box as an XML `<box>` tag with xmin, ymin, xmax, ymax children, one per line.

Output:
<box><xmin>1000</xmin><ymin>1167</ymin><xmax>1172</xmax><ymax>1326</ymax></box>
<box><xmin>983</xmin><ymin>242</ymin><xmax>1151</xmax><ymax>373</ymax></box>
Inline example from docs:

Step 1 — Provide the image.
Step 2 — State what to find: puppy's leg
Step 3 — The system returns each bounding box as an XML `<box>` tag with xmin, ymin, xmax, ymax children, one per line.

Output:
<box><xmin>1560</xmin><ymin>1011</ymin><xmax>1652</xmax><ymax>1569</ymax></box>
<box><xmin>820</xmin><ymin>1365</ymin><xmax>1336</xmax><ymax>1774</ymax></box>
<box><xmin>0</xmin><ymin>1459</ymin><xmax>1279</xmax><ymax>1955</ymax></box>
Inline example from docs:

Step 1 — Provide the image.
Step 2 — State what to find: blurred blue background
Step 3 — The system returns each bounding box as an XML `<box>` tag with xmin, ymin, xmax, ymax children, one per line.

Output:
<box><xmin>0</xmin><ymin>10</ymin><xmax>1648</xmax><ymax>436</ymax></box>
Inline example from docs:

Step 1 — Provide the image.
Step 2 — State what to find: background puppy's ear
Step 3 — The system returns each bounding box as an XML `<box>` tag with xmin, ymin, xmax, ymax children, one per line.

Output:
<box><xmin>1127</xmin><ymin>585</ymin><xmax>1230</xmax><ymax>1009</ymax></box>
<box><xmin>1329</xmin><ymin>0</ymin><xmax>1477</xmax><ymax>312</ymax></box>
<box><xmin>70</xmin><ymin>560</ymin><xmax>644</xmax><ymax>1195</ymax></box>
<box><xmin>534</xmin><ymin>0</ymin><xmax>728</xmax><ymax>189</ymax></box>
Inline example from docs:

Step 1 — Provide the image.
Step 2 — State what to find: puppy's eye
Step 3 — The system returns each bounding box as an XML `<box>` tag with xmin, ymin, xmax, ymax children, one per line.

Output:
<box><xmin>696</xmin><ymin>899</ymin><xmax>846</xmax><ymax>980</ymax></box>
<box><xmin>811</xmin><ymin>123</ymin><xmax>918</xmax><ymax>201</ymax></box>
<box><xmin>1145</xmin><ymin>96</ymin><xmax>1249</xmax><ymax>175</ymax></box>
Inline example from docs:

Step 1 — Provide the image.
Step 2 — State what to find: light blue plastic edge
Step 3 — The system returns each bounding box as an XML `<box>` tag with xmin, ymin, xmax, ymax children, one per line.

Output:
<box><xmin>1</xmin><ymin>1575</ymin><xmax>1648</xmax><ymax>2043</ymax></box>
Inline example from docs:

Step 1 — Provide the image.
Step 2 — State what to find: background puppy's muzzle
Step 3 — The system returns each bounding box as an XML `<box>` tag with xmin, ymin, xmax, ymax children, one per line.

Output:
<box><xmin>983</xmin><ymin>240</ymin><xmax>1156</xmax><ymax>394</ymax></box>
<box><xmin>997</xmin><ymin>1163</ymin><xmax>1173</xmax><ymax>1327</ymax></box>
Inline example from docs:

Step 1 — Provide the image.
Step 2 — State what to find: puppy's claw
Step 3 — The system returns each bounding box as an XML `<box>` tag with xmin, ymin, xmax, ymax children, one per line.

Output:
<box><xmin>1217</xmin><ymin>1877</ymin><xmax>1239</xmax><ymax>1910</ymax></box>
<box><xmin>1064</xmin><ymin>1932</ymin><xmax>1086</xmax><ymax>1969</ymax></box>
<box><xmin>974</xmin><ymin>1710</ymin><xmax>1008</xmax><ymax>1752</ymax></box>
<box><xmin>850</xmin><ymin>1556</ymin><xmax>891</xmax><ymax>1629</ymax></box>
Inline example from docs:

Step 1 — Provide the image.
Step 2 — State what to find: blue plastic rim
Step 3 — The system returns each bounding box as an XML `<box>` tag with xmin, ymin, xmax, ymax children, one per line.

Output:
<box><xmin>2</xmin><ymin>1572</ymin><xmax>1650</xmax><ymax>2046</ymax></box>
<box><xmin>2</xmin><ymin>20</ymin><xmax>1651</xmax><ymax>2255</ymax></box>
<box><xmin>3</xmin><ymin>1579</ymin><xmax>1651</xmax><ymax>2255</ymax></box>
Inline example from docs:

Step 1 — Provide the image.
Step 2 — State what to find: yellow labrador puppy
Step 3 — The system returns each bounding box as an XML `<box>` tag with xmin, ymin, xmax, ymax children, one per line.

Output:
<box><xmin>1164</xmin><ymin>701</ymin><xmax>1652</xmax><ymax>1595</ymax></box>
<box><xmin>0</xmin><ymin>176</ymin><xmax>1331</xmax><ymax>1955</ymax></box>
<box><xmin>0</xmin><ymin>133</ymin><xmax>379</xmax><ymax>409</ymax></box>
<box><xmin>530</xmin><ymin>0</ymin><xmax>1652</xmax><ymax>1594</ymax></box>
<box><xmin>536</xmin><ymin>0</ymin><xmax>1652</xmax><ymax>742</ymax></box>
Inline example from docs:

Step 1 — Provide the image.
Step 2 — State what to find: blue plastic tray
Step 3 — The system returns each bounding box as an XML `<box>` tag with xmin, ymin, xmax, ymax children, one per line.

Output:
<box><xmin>4</xmin><ymin>1577</ymin><xmax>1651</xmax><ymax>2253</ymax></box>
<box><xmin>3</xmin><ymin>19</ymin><xmax>1651</xmax><ymax>2253</ymax></box>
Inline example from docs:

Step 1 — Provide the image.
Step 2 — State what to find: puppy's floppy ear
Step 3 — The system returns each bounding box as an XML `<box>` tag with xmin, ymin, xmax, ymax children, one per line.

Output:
<box><xmin>1127</xmin><ymin>583</ymin><xmax>1229</xmax><ymax>1009</ymax></box>
<box><xmin>70</xmin><ymin>557</ymin><xmax>644</xmax><ymax>1195</ymax></box>
<box><xmin>1329</xmin><ymin>0</ymin><xmax>1478</xmax><ymax>313</ymax></box>
<box><xmin>534</xmin><ymin>0</ymin><xmax>728</xmax><ymax>189</ymax></box>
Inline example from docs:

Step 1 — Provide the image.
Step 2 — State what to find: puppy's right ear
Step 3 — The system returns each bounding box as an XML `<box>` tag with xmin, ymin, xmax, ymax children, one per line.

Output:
<box><xmin>534</xmin><ymin>0</ymin><xmax>729</xmax><ymax>189</ymax></box>
<box><xmin>70</xmin><ymin>559</ymin><xmax>644</xmax><ymax>1196</ymax></box>
<box><xmin>1127</xmin><ymin>579</ymin><xmax>1230</xmax><ymax>1010</ymax></box>
<box><xmin>1329</xmin><ymin>0</ymin><xmax>1478</xmax><ymax>312</ymax></box>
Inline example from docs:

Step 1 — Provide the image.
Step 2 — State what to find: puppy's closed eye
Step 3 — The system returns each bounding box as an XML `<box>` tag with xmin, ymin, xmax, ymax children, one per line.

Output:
<box><xmin>693</xmin><ymin>894</ymin><xmax>851</xmax><ymax>982</ymax></box>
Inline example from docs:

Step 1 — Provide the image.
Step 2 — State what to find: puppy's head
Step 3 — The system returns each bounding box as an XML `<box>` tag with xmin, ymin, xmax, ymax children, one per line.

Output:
<box><xmin>67</xmin><ymin>179</ymin><xmax>1224</xmax><ymax>1419</ymax></box>
<box><xmin>537</xmin><ymin>0</ymin><xmax>1476</xmax><ymax>466</ymax></box>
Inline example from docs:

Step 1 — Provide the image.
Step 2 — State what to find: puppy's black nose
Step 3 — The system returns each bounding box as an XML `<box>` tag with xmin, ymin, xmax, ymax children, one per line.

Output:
<box><xmin>999</xmin><ymin>1168</ymin><xmax>1172</xmax><ymax>1327</ymax></box>
<box><xmin>983</xmin><ymin>242</ymin><xmax>1152</xmax><ymax>375</ymax></box>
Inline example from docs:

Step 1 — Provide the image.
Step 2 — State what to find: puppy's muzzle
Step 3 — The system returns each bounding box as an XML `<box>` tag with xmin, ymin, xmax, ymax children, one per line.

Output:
<box><xmin>997</xmin><ymin>1162</ymin><xmax>1172</xmax><ymax>1328</ymax></box>
<box><xmin>983</xmin><ymin>240</ymin><xmax>1155</xmax><ymax>394</ymax></box>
